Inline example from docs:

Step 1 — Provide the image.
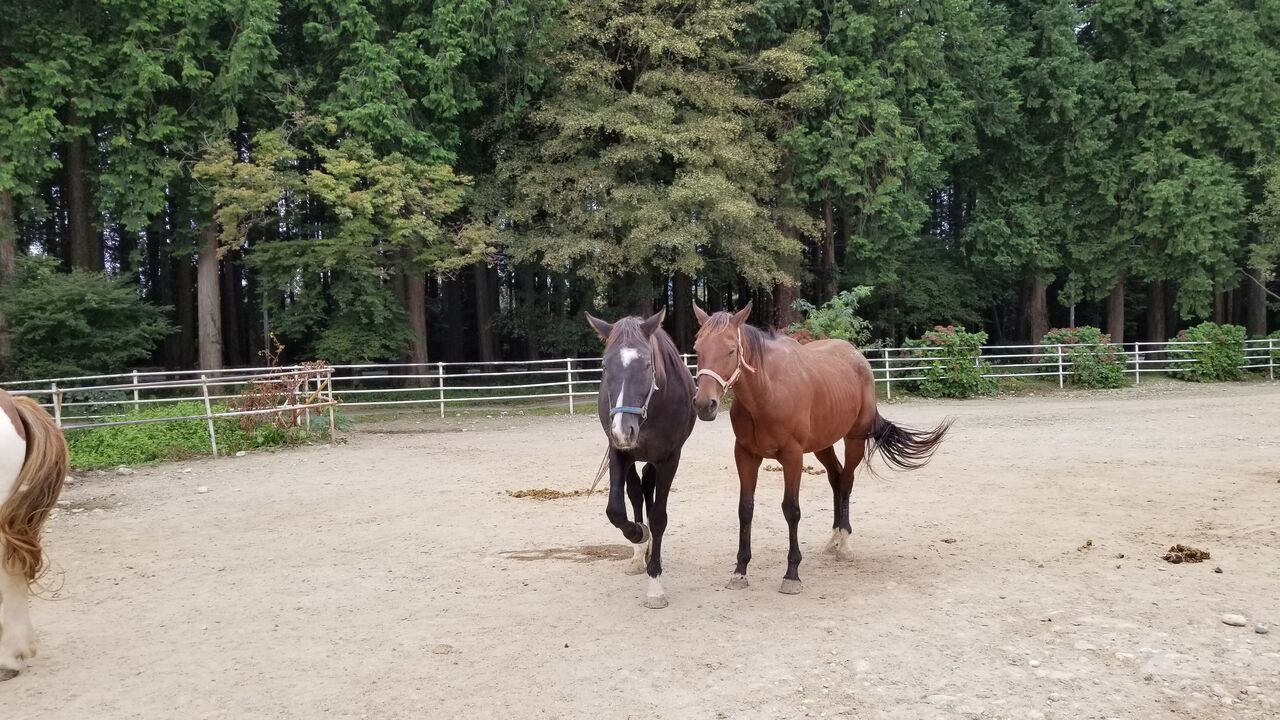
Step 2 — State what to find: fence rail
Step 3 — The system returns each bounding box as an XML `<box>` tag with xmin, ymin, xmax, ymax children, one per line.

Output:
<box><xmin>2</xmin><ymin>339</ymin><xmax>1275</xmax><ymax>440</ymax></box>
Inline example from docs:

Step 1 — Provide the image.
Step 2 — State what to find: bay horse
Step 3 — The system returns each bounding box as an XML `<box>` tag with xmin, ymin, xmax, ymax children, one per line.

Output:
<box><xmin>585</xmin><ymin>309</ymin><xmax>696</xmax><ymax>609</ymax></box>
<box><xmin>692</xmin><ymin>303</ymin><xmax>950</xmax><ymax>595</ymax></box>
<box><xmin>0</xmin><ymin>388</ymin><xmax>69</xmax><ymax>680</ymax></box>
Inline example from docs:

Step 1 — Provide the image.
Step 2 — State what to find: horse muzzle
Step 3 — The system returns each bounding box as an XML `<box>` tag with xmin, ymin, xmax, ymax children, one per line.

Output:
<box><xmin>693</xmin><ymin>396</ymin><xmax>720</xmax><ymax>422</ymax></box>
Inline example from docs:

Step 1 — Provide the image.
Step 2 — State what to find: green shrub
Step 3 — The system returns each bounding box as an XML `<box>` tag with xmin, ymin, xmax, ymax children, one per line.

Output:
<box><xmin>65</xmin><ymin>401</ymin><xmax>325</xmax><ymax>470</ymax></box>
<box><xmin>904</xmin><ymin>325</ymin><xmax>996</xmax><ymax>398</ymax></box>
<box><xmin>1169</xmin><ymin>322</ymin><xmax>1246</xmax><ymax>382</ymax></box>
<box><xmin>1269</xmin><ymin>330</ymin><xmax>1280</xmax><ymax>365</ymax></box>
<box><xmin>1040</xmin><ymin>326</ymin><xmax>1127</xmax><ymax>389</ymax></box>
<box><xmin>0</xmin><ymin>255</ymin><xmax>173</xmax><ymax>380</ymax></box>
<box><xmin>788</xmin><ymin>287</ymin><xmax>874</xmax><ymax>345</ymax></box>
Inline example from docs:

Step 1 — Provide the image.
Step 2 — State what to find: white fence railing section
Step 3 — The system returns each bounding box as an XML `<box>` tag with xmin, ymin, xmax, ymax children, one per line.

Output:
<box><xmin>1</xmin><ymin>339</ymin><xmax>1275</xmax><ymax>451</ymax></box>
<box><xmin>2</xmin><ymin>365</ymin><xmax>338</xmax><ymax>458</ymax></box>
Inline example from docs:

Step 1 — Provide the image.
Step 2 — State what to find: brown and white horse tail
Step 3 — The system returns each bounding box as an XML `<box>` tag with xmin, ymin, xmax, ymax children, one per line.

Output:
<box><xmin>1</xmin><ymin>396</ymin><xmax>68</xmax><ymax>583</ymax></box>
<box><xmin>866</xmin><ymin>412</ymin><xmax>952</xmax><ymax>472</ymax></box>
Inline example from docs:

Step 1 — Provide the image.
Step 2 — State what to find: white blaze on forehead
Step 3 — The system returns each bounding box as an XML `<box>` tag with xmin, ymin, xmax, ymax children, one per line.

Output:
<box><xmin>620</xmin><ymin>347</ymin><xmax>640</xmax><ymax>366</ymax></box>
<box><xmin>611</xmin><ymin>381</ymin><xmax>626</xmax><ymax>440</ymax></box>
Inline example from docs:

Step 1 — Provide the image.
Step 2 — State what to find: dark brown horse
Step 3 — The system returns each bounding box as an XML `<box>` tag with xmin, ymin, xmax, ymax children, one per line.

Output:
<box><xmin>692</xmin><ymin>303</ymin><xmax>950</xmax><ymax>595</ymax></box>
<box><xmin>585</xmin><ymin>309</ymin><xmax>696</xmax><ymax>609</ymax></box>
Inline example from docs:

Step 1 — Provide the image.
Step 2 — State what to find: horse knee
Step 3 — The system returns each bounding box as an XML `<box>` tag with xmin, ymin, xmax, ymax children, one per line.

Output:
<box><xmin>605</xmin><ymin>506</ymin><xmax>629</xmax><ymax>530</ymax></box>
<box><xmin>781</xmin><ymin>498</ymin><xmax>800</xmax><ymax>524</ymax></box>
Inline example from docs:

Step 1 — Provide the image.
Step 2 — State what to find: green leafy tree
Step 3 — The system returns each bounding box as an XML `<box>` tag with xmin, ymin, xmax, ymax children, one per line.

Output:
<box><xmin>1084</xmin><ymin>0</ymin><xmax>1280</xmax><ymax>330</ymax></box>
<box><xmin>492</xmin><ymin>0</ymin><xmax>807</xmax><ymax>299</ymax></box>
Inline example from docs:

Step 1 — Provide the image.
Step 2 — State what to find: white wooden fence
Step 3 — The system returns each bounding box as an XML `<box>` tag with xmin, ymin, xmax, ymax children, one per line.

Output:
<box><xmin>1</xmin><ymin>339</ymin><xmax>1275</xmax><ymax>437</ymax></box>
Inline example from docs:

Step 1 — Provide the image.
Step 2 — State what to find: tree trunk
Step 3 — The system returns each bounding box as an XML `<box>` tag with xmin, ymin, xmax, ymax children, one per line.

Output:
<box><xmin>773</xmin><ymin>283</ymin><xmax>801</xmax><ymax>329</ymax></box>
<box><xmin>473</xmin><ymin>262</ymin><xmax>496</xmax><ymax>363</ymax></box>
<box><xmin>405</xmin><ymin>266</ymin><xmax>429</xmax><ymax>366</ymax></box>
<box><xmin>174</xmin><ymin>246</ymin><xmax>196</xmax><ymax>368</ymax></box>
<box><xmin>1106</xmin><ymin>275</ymin><xmax>1125</xmax><ymax>344</ymax></box>
<box><xmin>441</xmin><ymin>275</ymin><xmax>463</xmax><ymax>362</ymax></box>
<box><xmin>1146</xmin><ymin>280</ymin><xmax>1167</xmax><ymax>342</ymax></box>
<box><xmin>0</xmin><ymin>190</ymin><xmax>15</xmax><ymax>370</ymax></box>
<box><xmin>821</xmin><ymin>193</ymin><xmax>837</xmax><ymax>301</ymax></box>
<box><xmin>221</xmin><ymin>253</ymin><xmax>244</xmax><ymax>366</ymax></box>
<box><xmin>197</xmin><ymin>227</ymin><xmax>224</xmax><ymax>370</ymax></box>
<box><xmin>672</xmin><ymin>272</ymin><xmax>692</xmax><ymax>351</ymax></box>
<box><xmin>517</xmin><ymin>264</ymin><xmax>539</xmax><ymax>360</ymax></box>
<box><xmin>65</xmin><ymin>107</ymin><xmax>101</xmax><ymax>271</ymax></box>
<box><xmin>1245</xmin><ymin>268</ymin><xmax>1267</xmax><ymax>337</ymax></box>
<box><xmin>1213</xmin><ymin>290</ymin><xmax>1226</xmax><ymax>324</ymax></box>
<box><xmin>1024</xmin><ymin>273</ymin><xmax>1049</xmax><ymax>344</ymax></box>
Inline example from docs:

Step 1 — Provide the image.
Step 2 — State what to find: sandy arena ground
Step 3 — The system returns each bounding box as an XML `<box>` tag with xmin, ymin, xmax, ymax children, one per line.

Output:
<box><xmin>6</xmin><ymin>380</ymin><xmax>1280</xmax><ymax>719</ymax></box>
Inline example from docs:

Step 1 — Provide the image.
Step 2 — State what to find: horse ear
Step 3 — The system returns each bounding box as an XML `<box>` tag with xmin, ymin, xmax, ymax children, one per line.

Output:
<box><xmin>693</xmin><ymin>303</ymin><xmax>710</xmax><ymax>326</ymax></box>
<box><xmin>732</xmin><ymin>301</ymin><xmax>753</xmax><ymax>326</ymax></box>
<box><xmin>641</xmin><ymin>308</ymin><xmax>666</xmax><ymax>336</ymax></box>
<box><xmin>585</xmin><ymin>313</ymin><xmax>613</xmax><ymax>340</ymax></box>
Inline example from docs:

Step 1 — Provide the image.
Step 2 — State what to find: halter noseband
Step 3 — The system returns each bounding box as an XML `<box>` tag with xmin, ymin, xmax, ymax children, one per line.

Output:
<box><xmin>695</xmin><ymin>327</ymin><xmax>756</xmax><ymax>391</ymax></box>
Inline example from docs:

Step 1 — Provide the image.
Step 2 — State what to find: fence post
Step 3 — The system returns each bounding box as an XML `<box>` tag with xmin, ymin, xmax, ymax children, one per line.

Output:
<box><xmin>1270</xmin><ymin>338</ymin><xmax>1275</xmax><ymax>381</ymax></box>
<box><xmin>566</xmin><ymin>358</ymin><xmax>575</xmax><ymax>415</ymax></box>
<box><xmin>51</xmin><ymin>383</ymin><xmax>63</xmax><ymax>427</ymax></box>
<box><xmin>132</xmin><ymin>370</ymin><xmax>141</xmax><ymax>413</ymax></box>
<box><xmin>1133</xmin><ymin>342</ymin><xmax>1141</xmax><ymax>385</ymax></box>
<box><xmin>326</xmin><ymin>372</ymin><xmax>337</xmax><ymax>444</ymax></box>
<box><xmin>437</xmin><ymin>362</ymin><xmax>446</xmax><ymax>419</ymax></box>
<box><xmin>1056</xmin><ymin>343</ymin><xmax>1065</xmax><ymax>389</ymax></box>
<box><xmin>200</xmin><ymin>374</ymin><xmax>218</xmax><ymax>458</ymax></box>
<box><xmin>883</xmin><ymin>348</ymin><xmax>892</xmax><ymax>400</ymax></box>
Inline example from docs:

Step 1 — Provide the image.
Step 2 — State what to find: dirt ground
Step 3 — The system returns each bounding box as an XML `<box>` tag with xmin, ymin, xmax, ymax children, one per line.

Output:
<box><xmin>8</xmin><ymin>380</ymin><xmax>1280</xmax><ymax>719</ymax></box>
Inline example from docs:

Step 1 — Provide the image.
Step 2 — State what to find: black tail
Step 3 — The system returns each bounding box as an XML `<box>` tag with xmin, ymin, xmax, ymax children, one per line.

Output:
<box><xmin>866</xmin><ymin>412</ymin><xmax>952</xmax><ymax>471</ymax></box>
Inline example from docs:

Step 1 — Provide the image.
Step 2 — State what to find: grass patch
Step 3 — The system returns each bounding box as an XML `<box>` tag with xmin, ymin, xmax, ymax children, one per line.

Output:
<box><xmin>65</xmin><ymin>401</ymin><xmax>330</xmax><ymax>470</ymax></box>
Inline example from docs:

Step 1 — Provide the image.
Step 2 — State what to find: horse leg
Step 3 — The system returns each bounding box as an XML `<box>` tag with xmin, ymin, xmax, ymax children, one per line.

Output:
<box><xmin>814</xmin><ymin>446</ymin><xmax>845</xmax><ymax>554</ymax></box>
<box><xmin>0</xmin><ymin>555</ymin><xmax>34</xmax><ymax>681</ymax></box>
<box><xmin>830</xmin><ymin>435</ymin><xmax>867</xmax><ymax>561</ymax></box>
<box><xmin>643</xmin><ymin>458</ymin><xmax>678</xmax><ymax>609</ymax></box>
<box><xmin>728</xmin><ymin>442</ymin><xmax>761</xmax><ymax>589</ymax></box>
<box><xmin>624</xmin><ymin>463</ymin><xmax>649</xmax><ymax>575</ymax></box>
<box><xmin>605</xmin><ymin>450</ymin><xmax>649</xmax><ymax>553</ymax></box>
<box><xmin>779</xmin><ymin>447</ymin><xmax>805</xmax><ymax>595</ymax></box>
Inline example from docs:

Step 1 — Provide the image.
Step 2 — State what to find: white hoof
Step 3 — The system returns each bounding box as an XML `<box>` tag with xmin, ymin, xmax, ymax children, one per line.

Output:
<box><xmin>826</xmin><ymin>528</ymin><xmax>852</xmax><ymax>559</ymax></box>
<box><xmin>644</xmin><ymin>576</ymin><xmax>668</xmax><ymax>609</ymax></box>
<box><xmin>779</xmin><ymin>578</ymin><xmax>803</xmax><ymax>595</ymax></box>
<box><xmin>625</xmin><ymin>532</ymin><xmax>651</xmax><ymax>575</ymax></box>
<box><xmin>727</xmin><ymin>573</ymin><xmax>749</xmax><ymax>590</ymax></box>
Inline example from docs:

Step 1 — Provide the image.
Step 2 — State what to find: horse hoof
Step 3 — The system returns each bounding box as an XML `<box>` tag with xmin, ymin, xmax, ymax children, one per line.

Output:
<box><xmin>836</xmin><ymin>549</ymin><xmax>856</xmax><ymax>562</ymax></box>
<box><xmin>645</xmin><ymin>595</ymin><xmax>669</xmax><ymax>610</ymax></box>
<box><xmin>779</xmin><ymin>579</ymin><xmax>803</xmax><ymax>595</ymax></box>
<box><xmin>0</xmin><ymin>668</ymin><xmax>18</xmax><ymax>682</ymax></box>
<box><xmin>726</xmin><ymin>574</ymin><xmax>749</xmax><ymax>590</ymax></box>
<box><xmin>624</xmin><ymin>563</ymin><xmax>647</xmax><ymax>576</ymax></box>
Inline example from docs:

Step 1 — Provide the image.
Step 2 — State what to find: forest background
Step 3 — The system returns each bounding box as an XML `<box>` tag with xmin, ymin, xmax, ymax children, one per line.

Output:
<box><xmin>2</xmin><ymin>0</ymin><xmax>1279</xmax><ymax>380</ymax></box>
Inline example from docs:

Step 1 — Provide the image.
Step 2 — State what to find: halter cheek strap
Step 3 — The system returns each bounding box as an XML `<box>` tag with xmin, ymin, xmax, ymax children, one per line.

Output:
<box><xmin>695</xmin><ymin>328</ymin><xmax>756</xmax><ymax>391</ymax></box>
<box><xmin>609</xmin><ymin>374</ymin><xmax>659</xmax><ymax>420</ymax></box>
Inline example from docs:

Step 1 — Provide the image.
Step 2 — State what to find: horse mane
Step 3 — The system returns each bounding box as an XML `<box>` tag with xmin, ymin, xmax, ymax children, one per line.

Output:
<box><xmin>604</xmin><ymin>316</ymin><xmax>683</xmax><ymax>390</ymax></box>
<box><xmin>696</xmin><ymin>311</ymin><xmax>776</xmax><ymax>370</ymax></box>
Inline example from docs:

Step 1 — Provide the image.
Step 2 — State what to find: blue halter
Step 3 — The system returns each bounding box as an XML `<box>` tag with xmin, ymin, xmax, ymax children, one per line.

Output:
<box><xmin>609</xmin><ymin>406</ymin><xmax>646</xmax><ymax>416</ymax></box>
